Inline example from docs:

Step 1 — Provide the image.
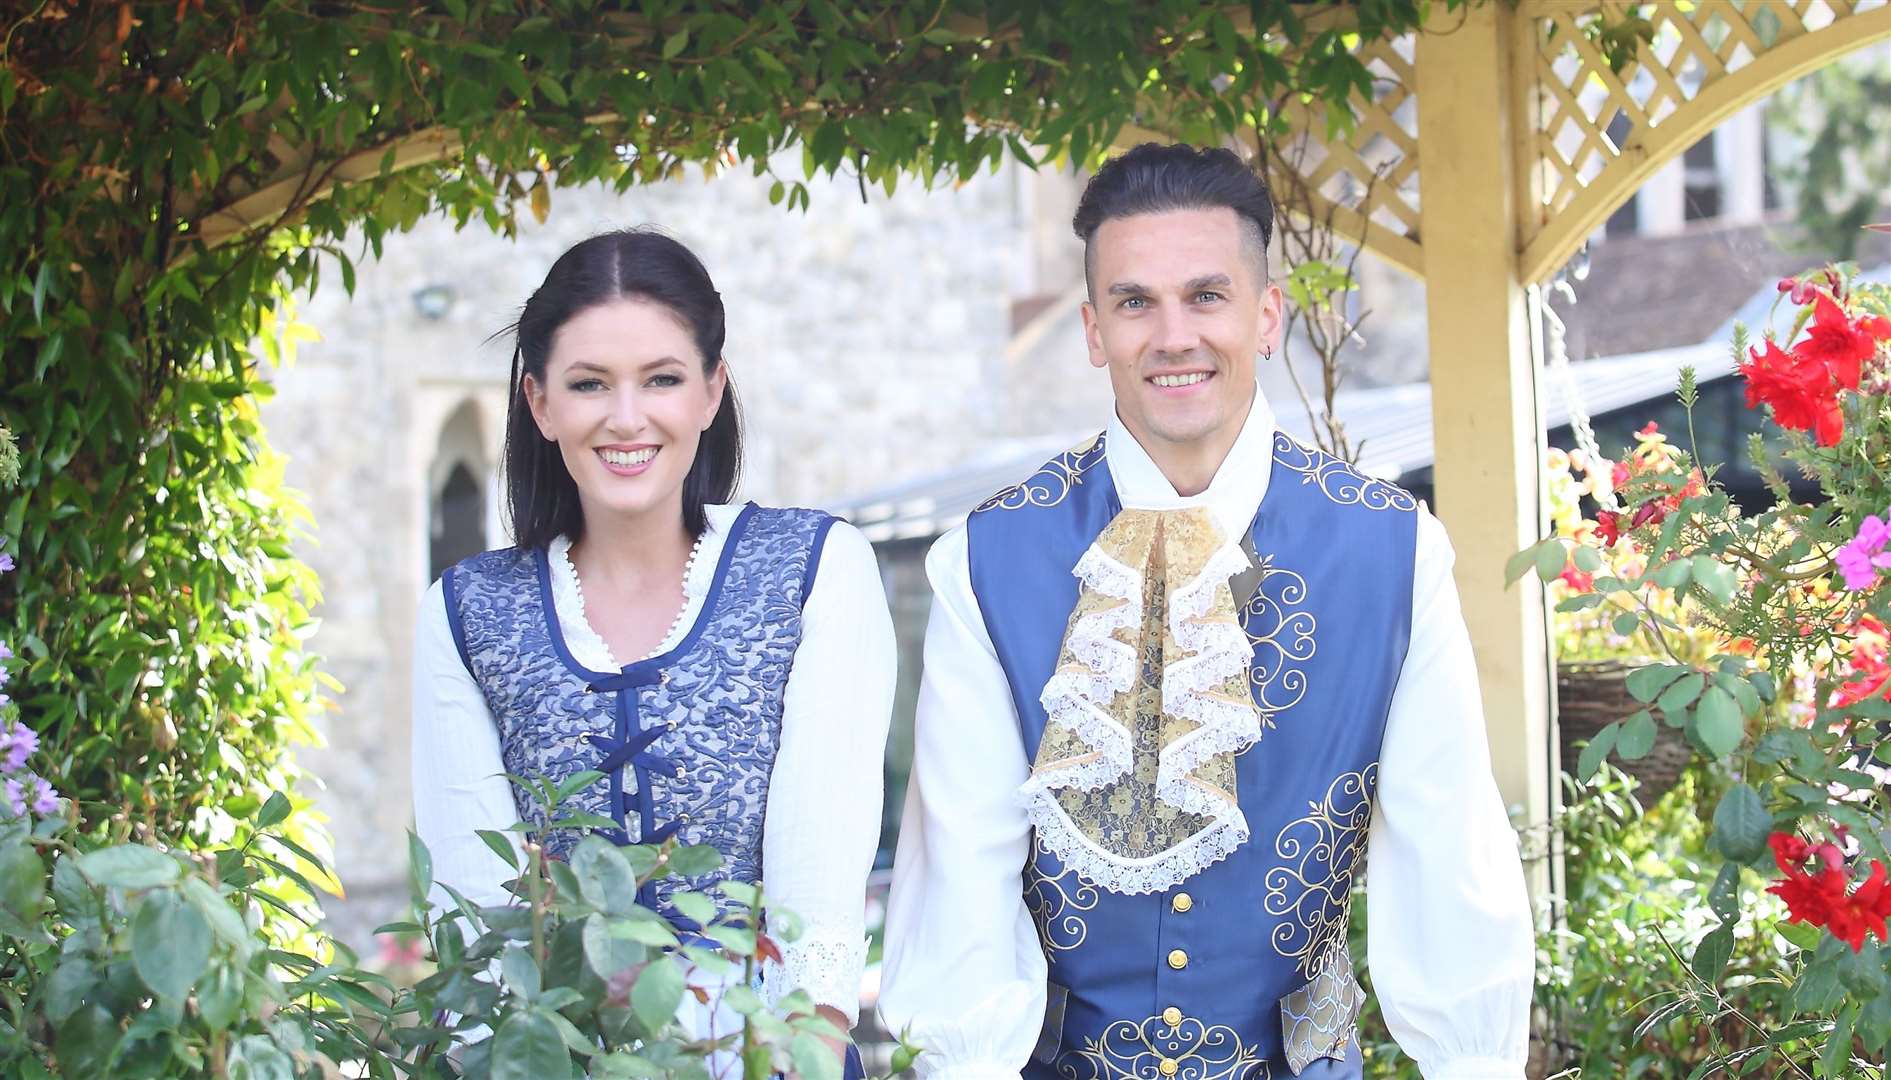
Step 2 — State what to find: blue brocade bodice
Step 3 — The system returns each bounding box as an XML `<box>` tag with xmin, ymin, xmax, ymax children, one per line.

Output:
<box><xmin>442</xmin><ymin>504</ymin><xmax>836</xmax><ymax>924</ymax></box>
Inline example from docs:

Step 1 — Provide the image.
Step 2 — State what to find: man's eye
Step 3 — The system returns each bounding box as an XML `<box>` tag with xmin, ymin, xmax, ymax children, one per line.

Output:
<box><xmin>1121</xmin><ymin>297</ymin><xmax>1147</xmax><ymax>310</ymax></box>
<box><xmin>1195</xmin><ymin>292</ymin><xmax>1223</xmax><ymax>304</ymax></box>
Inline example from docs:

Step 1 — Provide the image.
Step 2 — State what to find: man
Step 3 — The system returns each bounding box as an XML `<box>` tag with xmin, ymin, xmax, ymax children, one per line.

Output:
<box><xmin>879</xmin><ymin>144</ymin><xmax>1533</xmax><ymax>1080</ymax></box>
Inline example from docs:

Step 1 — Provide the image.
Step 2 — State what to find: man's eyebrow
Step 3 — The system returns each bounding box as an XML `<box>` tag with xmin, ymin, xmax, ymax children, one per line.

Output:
<box><xmin>1187</xmin><ymin>273</ymin><xmax>1234</xmax><ymax>292</ymax></box>
<box><xmin>1106</xmin><ymin>281</ymin><xmax>1149</xmax><ymax>297</ymax></box>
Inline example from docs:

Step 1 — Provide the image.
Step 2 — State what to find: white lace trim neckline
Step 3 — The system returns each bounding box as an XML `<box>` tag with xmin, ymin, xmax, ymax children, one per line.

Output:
<box><xmin>548</xmin><ymin>506</ymin><xmax>736</xmax><ymax>670</ymax></box>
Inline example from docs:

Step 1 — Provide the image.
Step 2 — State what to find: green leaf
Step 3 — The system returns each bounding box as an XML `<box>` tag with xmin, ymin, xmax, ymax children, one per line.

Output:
<box><xmin>229</xmin><ymin>1035</ymin><xmax>297</xmax><ymax>1080</ymax></box>
<box><xmin>1657</xmin><ymin>671</ymin><xmax>1704</xmax><ymax>715</ymax></box>
<box><xmin>1690</xmin><ymin>556</ymin><xmax>1738</xmax><ymax>603</ymax></box>
<box><xmin>181</xmin><ymin>877</ymin><xmax>251</xmax><ymax>952</ymax></box>
<box><xmin>1653</xmin><ymin>558</ymin><xmax>1692</xmax><ymax>590</ymax></box>
<box><xmin>631</xmin><ymin>957</ymin><xmax>685</xmax><ymax>1035</ymax></box>
<box><xmin>1612</xmin><ymin>611</ymin><xmax>1642</xmax><ymax>637</ymax></box>
<box><xmin>1626</xmin><ymin>664</ymin><xmax>1686</xmax><ymax>703</ymax></box>
<box><xmin>1711</xmin><ymin>784</ymin><xmax>1770</xmax><ymax>863</ymax></box>
<box><xmin>791</xmin><ymin>1031</ymin><xmax>843</xmax><ymax>1080</ymax></box>
<box><xmin>0</xmin><ymin>841</ymin><xmax>46</xmax><ymax>921</ymax></box>
<box><xmin>1777</xmin><ymin>920</ymin><xmax>1822</xmax><ymax>951</ymax></box>
<box><xmin>493</xmin><ymin>1008</ymin><xmax>574</xmax><ymax>1080</ymax></box>
<box><xmin>1577</xmin><ymin>722</ymin><xmax>1620</xmax><ymax>782</ymax></box>
<box><xmin>201</xmin><ymin>82</ymin><xmax>221</xmax><ymax>123</ymax></box>
<box><xmin>478</xmin><ymin>828</ymin><xmax>520</xmax><ymax>870</ymax></box>
<box><xmin>77</xmin><ymin>844</ymin><xmax>182</xmax><ymax>889</ymax></box>
<box><xmin>257</xmin><ymin>791</ymin><xmax>291</xmax><ymax>830</ymax></box>
<box><xmin>55</xmin><ymin>1004</ymin><xmax>120</xmax><ymax>1077</ymax></box>
<box><xmin>1694</xmin><ymin>686</ymin><xmax>1743</xmax><ymax>758</ymax></box>
<box><xmin>663</xmin><ymin>29</ymin><xmax>691</xmax><ymax>59</ymax></box>
<box><xmin>1533</xmin><ymin>540</ymin><xmax>1567</xmax><ymax>582</ymax></box>
<box><xmin>1823</xmin><ymin>1005</ymin><xmax>1856</xmax><ymax>1078</ymax></box>
<box><xmin>706</xmin><ymin>924</ymin><xmax>756</xmax><ymax>956</ymax></box>
<box><xmin>133</xmin><ymin>889</ymin><xmax>213</xmax><ymax>1000</ymax></box>
<box><xmin>1751</xmin><ymin>670</ymin><xmax>1777</xmax><ymax>703</ymax></box>
<box><xmin>198</xmin><ymin>961</ymin><xmax>243</xmax><ymax>1030</ymax></box>
<box><xmin>502</xmin><ymin>942</ymin><xmax>541</xmax><ymax>1001</ymax></box>
<box><xmin>1615</xmin><ymin>710</ymin><xmax>1657</xmax><ymax>760</ymax></box>
<box><xmin>1571</xmin><ymin>544</ymin><xmax>1602</xmax><ymax>573</ymax></box>
<box><xmin>581</xmin><ymin>913</ymin><xmax>646</xmax><ymax>980</ymax></box>
<box><xmin>408</xmin><ymin>830</ymin><xmax>434</xmax><ymax>905</ymax></box>
<box><xmin>669</xmin><ymin>891</ymin><xmax>717</xmax><ymax>927</ymax></box>
<box><xmin>1691</xmin><ymin>923</ymin><xmax>1734</xmax><ymax>984</ymax></box>
<box><xmin>1503</xmin><ymin>545</ymin><xmax>1540</xmax><ymax>588</ymax></box>
<box><xmin>571</xmin><ymin>836</ymin><xmax>639</xmax><ymax>916</ymax></box>
<box><xmin>667</xmin><ymin>844</ymin><xmax>722</xmax><ymax>878</ymax></box>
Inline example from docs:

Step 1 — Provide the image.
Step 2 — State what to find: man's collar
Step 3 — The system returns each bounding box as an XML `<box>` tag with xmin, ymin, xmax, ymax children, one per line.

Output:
<box><xmin>1104</xmin><ymin>379</ymin><xmax>1276</xmax><ymax>538</ymax></box>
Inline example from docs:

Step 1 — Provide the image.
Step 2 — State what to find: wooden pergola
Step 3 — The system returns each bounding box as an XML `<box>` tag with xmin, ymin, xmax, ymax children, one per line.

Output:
<box><xmin>179</xmin><ymin>1</ymin><xmax>1891</xmax><ymax>870</ymax></box>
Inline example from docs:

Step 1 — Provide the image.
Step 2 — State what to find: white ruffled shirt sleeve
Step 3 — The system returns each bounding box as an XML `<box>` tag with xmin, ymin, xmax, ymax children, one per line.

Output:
<box><xmin>411</xmin><ymin>580</ymin><xmax>522</xmax><ymax>912</ymax></box>
<box><xmin>759</xmin><ymin>521</ymin><xmax>898</xmax><ymax>1025</ymax></box>
<box><xmin>879</xmin><ymin>526</ymin><xmax>1047</xmax><ymax>1080</ymax></box>
<box><xmin>1364</xmin><ymin>511</ymin><xmax>1534</xmax><ymax>1079</ymax></box>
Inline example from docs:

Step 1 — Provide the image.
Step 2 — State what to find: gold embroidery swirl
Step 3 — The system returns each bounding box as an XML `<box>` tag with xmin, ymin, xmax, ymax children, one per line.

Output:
<box><xmin>1263</xmin><ymin>766</ymin><xmax>1377</xmax><ymax>977</ymax></box>
<box><xmin>976</xmin><ymin>433</ymin><xmax>1108</xmax><ymax>513</ymax></box>
<box><xmin>1024</xmin><ymin>835</ymin><xmax>1101</xmax><ymax>959</ymax></box>
<box><xmin>1058</xmin><ymin>1014</ymin><xmax>1271</xmax><ymax>1080</ymax></box>
<box><xmin>1271</xmin><ymin>433</ymin><xmax>1416</xmax><ymax>512</ymax></box>
<box><xmin>1241</xmin><ymin>560</ymin><xmax>1315</xmax><ymax>721</ymax></box>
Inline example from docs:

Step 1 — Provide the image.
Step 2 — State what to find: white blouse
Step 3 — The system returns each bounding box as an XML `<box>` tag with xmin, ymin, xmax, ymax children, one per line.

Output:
<box><xmin>410</xmin><ymin>504</ymin><xmax>897</xmax><ymax>1025</ymax></box>
<box><xmin>878</xmin><ymin>389</ymin><xmax>1535</xmax><ymax>1080</ymax></box>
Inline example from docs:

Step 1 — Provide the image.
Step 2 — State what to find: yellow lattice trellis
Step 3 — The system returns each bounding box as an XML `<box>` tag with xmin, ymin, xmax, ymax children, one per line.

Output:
<box><xmin>1242</xmin><ymin>0</ymin><xmax>1891</xmax><ymax>288</ymax></box>
<box><xmin>1517</xmin><ymin>0</ymin><xmax>1891</xmax><ymax>283</ymax></box>
<box><xmin>1251</xmin><ymin>35</ymin><xmax>1424</xmax><ymax>278</ymax></box>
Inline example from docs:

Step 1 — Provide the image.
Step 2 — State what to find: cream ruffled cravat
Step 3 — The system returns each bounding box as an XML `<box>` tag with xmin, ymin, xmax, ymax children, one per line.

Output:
<box><xmin>1018</xmin><ymin>506</ymin><xmax>1264</xmax><ymax>894</ymax></box>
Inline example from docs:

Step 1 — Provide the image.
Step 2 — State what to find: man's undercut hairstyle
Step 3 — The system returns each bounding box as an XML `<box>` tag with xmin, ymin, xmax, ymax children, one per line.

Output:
<box><xmin>1071</xmin><ymin>142</ymin><xmax>1275</xmax><ymax>298</ymax></box>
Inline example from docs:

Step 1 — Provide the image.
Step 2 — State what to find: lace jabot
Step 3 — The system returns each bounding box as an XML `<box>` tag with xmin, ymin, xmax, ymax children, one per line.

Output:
<box><xmin>1018</xmin><ymin>506</ymin><xmax>1263</xmax><ymax>895</ymax></box>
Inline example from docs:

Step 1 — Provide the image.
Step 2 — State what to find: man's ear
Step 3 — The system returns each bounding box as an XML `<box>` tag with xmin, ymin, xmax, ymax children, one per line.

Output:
<box><xmin>1081</xmin><ymin>302</ymin><xmax>1108</xmax><ymax>370</ymax></box>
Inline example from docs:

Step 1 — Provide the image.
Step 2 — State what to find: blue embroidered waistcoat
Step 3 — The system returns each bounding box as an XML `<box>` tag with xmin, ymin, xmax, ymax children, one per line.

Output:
<box><xmin>443</xmin><ymin>503</ymin><xmax>836</xmax><ymax>925</ymax></box>
<box><xmin>965</xmin><ymin>433</ymin><xmax>1418</xmax><ymax>1080</ymax></box>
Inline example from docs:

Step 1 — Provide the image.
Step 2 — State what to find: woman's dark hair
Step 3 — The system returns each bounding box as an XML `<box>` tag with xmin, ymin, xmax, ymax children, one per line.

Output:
<box><xmin>1071</xmin><ymin>142</ymin><xmax>1275</xmax><ymax>297</ymax></box>
<box><xmin>501</xmin><ymin>228</ymin><xmax>741</xmax><ymax>548</ymax></box>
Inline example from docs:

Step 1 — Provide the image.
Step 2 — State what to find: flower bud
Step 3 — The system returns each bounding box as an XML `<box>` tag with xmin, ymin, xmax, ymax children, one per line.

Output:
<box><xmin>1778</xmin><ymin>277</ymin><xmax>1797</xmax><ymax>293</ymax></box>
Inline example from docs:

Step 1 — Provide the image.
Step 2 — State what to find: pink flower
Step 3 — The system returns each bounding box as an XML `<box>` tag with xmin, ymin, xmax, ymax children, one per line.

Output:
<box><xmin>29</xmin><ymin>776</ymin><xmax>58</xmax><ymax>816</ymax></box>
<box><xmin>1838</xmin><ymin>512</ymin><xmax>1891</xmax><ymax>592</ymax></box>
<box><xmin>0</xmin><ymin>553</ymin><xmax>14</xmax><ymax>574</ymax></box>
<box><xmin>0</xmin><ymin>642</ymin><xmax>12</xmax><ymax>660</ymax></box>
<box><xmin>3</xmin><ymin>779</ymin><xmax>20</xmax><ymax>817</ymax></box>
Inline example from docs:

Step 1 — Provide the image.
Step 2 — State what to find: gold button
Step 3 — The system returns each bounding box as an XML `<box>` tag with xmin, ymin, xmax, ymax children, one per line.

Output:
<box><xmin>1158</xmin><ymin>1059</ymin><xmax>1178</xmax><ymax>1077</ymax></box>
<box><xmin>1171</xmin><ymin>892</ymin><xmax>1193</xmax><ymax>913</ymax></box>
<box><xmin>1167</xmin><ymin>949</ymin><xmax>1188</xmax><ymax>970</ymax></box>
<box><xmin>1162</xmin><ymin>1007</ymin><xmax>1183</xmax><ymax>1027</ymax></box>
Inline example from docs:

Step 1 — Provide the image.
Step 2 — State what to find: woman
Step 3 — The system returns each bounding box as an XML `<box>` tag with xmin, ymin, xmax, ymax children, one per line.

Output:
<box><xmin>410</xmin><ymin>228</ymin><xmax>894</xmax><ymax>1075</ymax></box>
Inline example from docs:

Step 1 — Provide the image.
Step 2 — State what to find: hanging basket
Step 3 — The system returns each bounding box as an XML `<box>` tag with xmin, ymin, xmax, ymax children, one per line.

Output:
<box><xmin>1556</xmin><ymin>658</ymin><xmax>1693</xmax><ymax>805</ymax></box>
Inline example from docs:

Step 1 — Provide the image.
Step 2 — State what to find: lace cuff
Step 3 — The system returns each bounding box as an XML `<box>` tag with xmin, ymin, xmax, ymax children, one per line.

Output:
<box><xmin>762</xmin><ymin>927</ymin><xmax>868</xmax><ymax>1026</ymax></box>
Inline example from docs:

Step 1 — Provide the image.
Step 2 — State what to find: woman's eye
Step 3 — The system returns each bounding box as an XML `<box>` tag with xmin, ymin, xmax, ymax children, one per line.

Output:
<box><xmin>648</xmin><ymin>373</ymin><xmax>683</xmax><ymax>388</ymax></box>
<box><xmin>568</xmin><ymin>378</ymin><xmax>605</xmax><ymax>392</ymax></box>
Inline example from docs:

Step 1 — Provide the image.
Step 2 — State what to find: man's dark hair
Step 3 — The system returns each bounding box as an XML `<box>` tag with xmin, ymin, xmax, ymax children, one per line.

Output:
<box><xmin>1071</xmin><ymin>142</ymin><xmax>1275</xmax><ymax>297</ymax></box>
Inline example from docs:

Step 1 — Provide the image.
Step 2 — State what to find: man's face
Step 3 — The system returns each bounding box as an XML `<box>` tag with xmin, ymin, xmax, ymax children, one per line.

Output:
<box><xmin>1081</xmin><ymin>207</ymin><xmax>1282</xmax><ymax>460</ymax></box>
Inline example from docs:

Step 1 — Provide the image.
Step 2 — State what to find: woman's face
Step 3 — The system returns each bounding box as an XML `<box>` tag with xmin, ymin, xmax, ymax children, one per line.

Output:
<box><xmin>524</xmin><ymin>297</ymin><xmax>726</xmax><ymax>530</ymax></box>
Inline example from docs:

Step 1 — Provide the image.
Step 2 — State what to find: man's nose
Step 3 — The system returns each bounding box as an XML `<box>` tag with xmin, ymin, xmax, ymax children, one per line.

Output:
<box><xmin>1150</xmin><ymin>304</ymin><xmax>1202</xmax><ymax>355</ymax></box>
